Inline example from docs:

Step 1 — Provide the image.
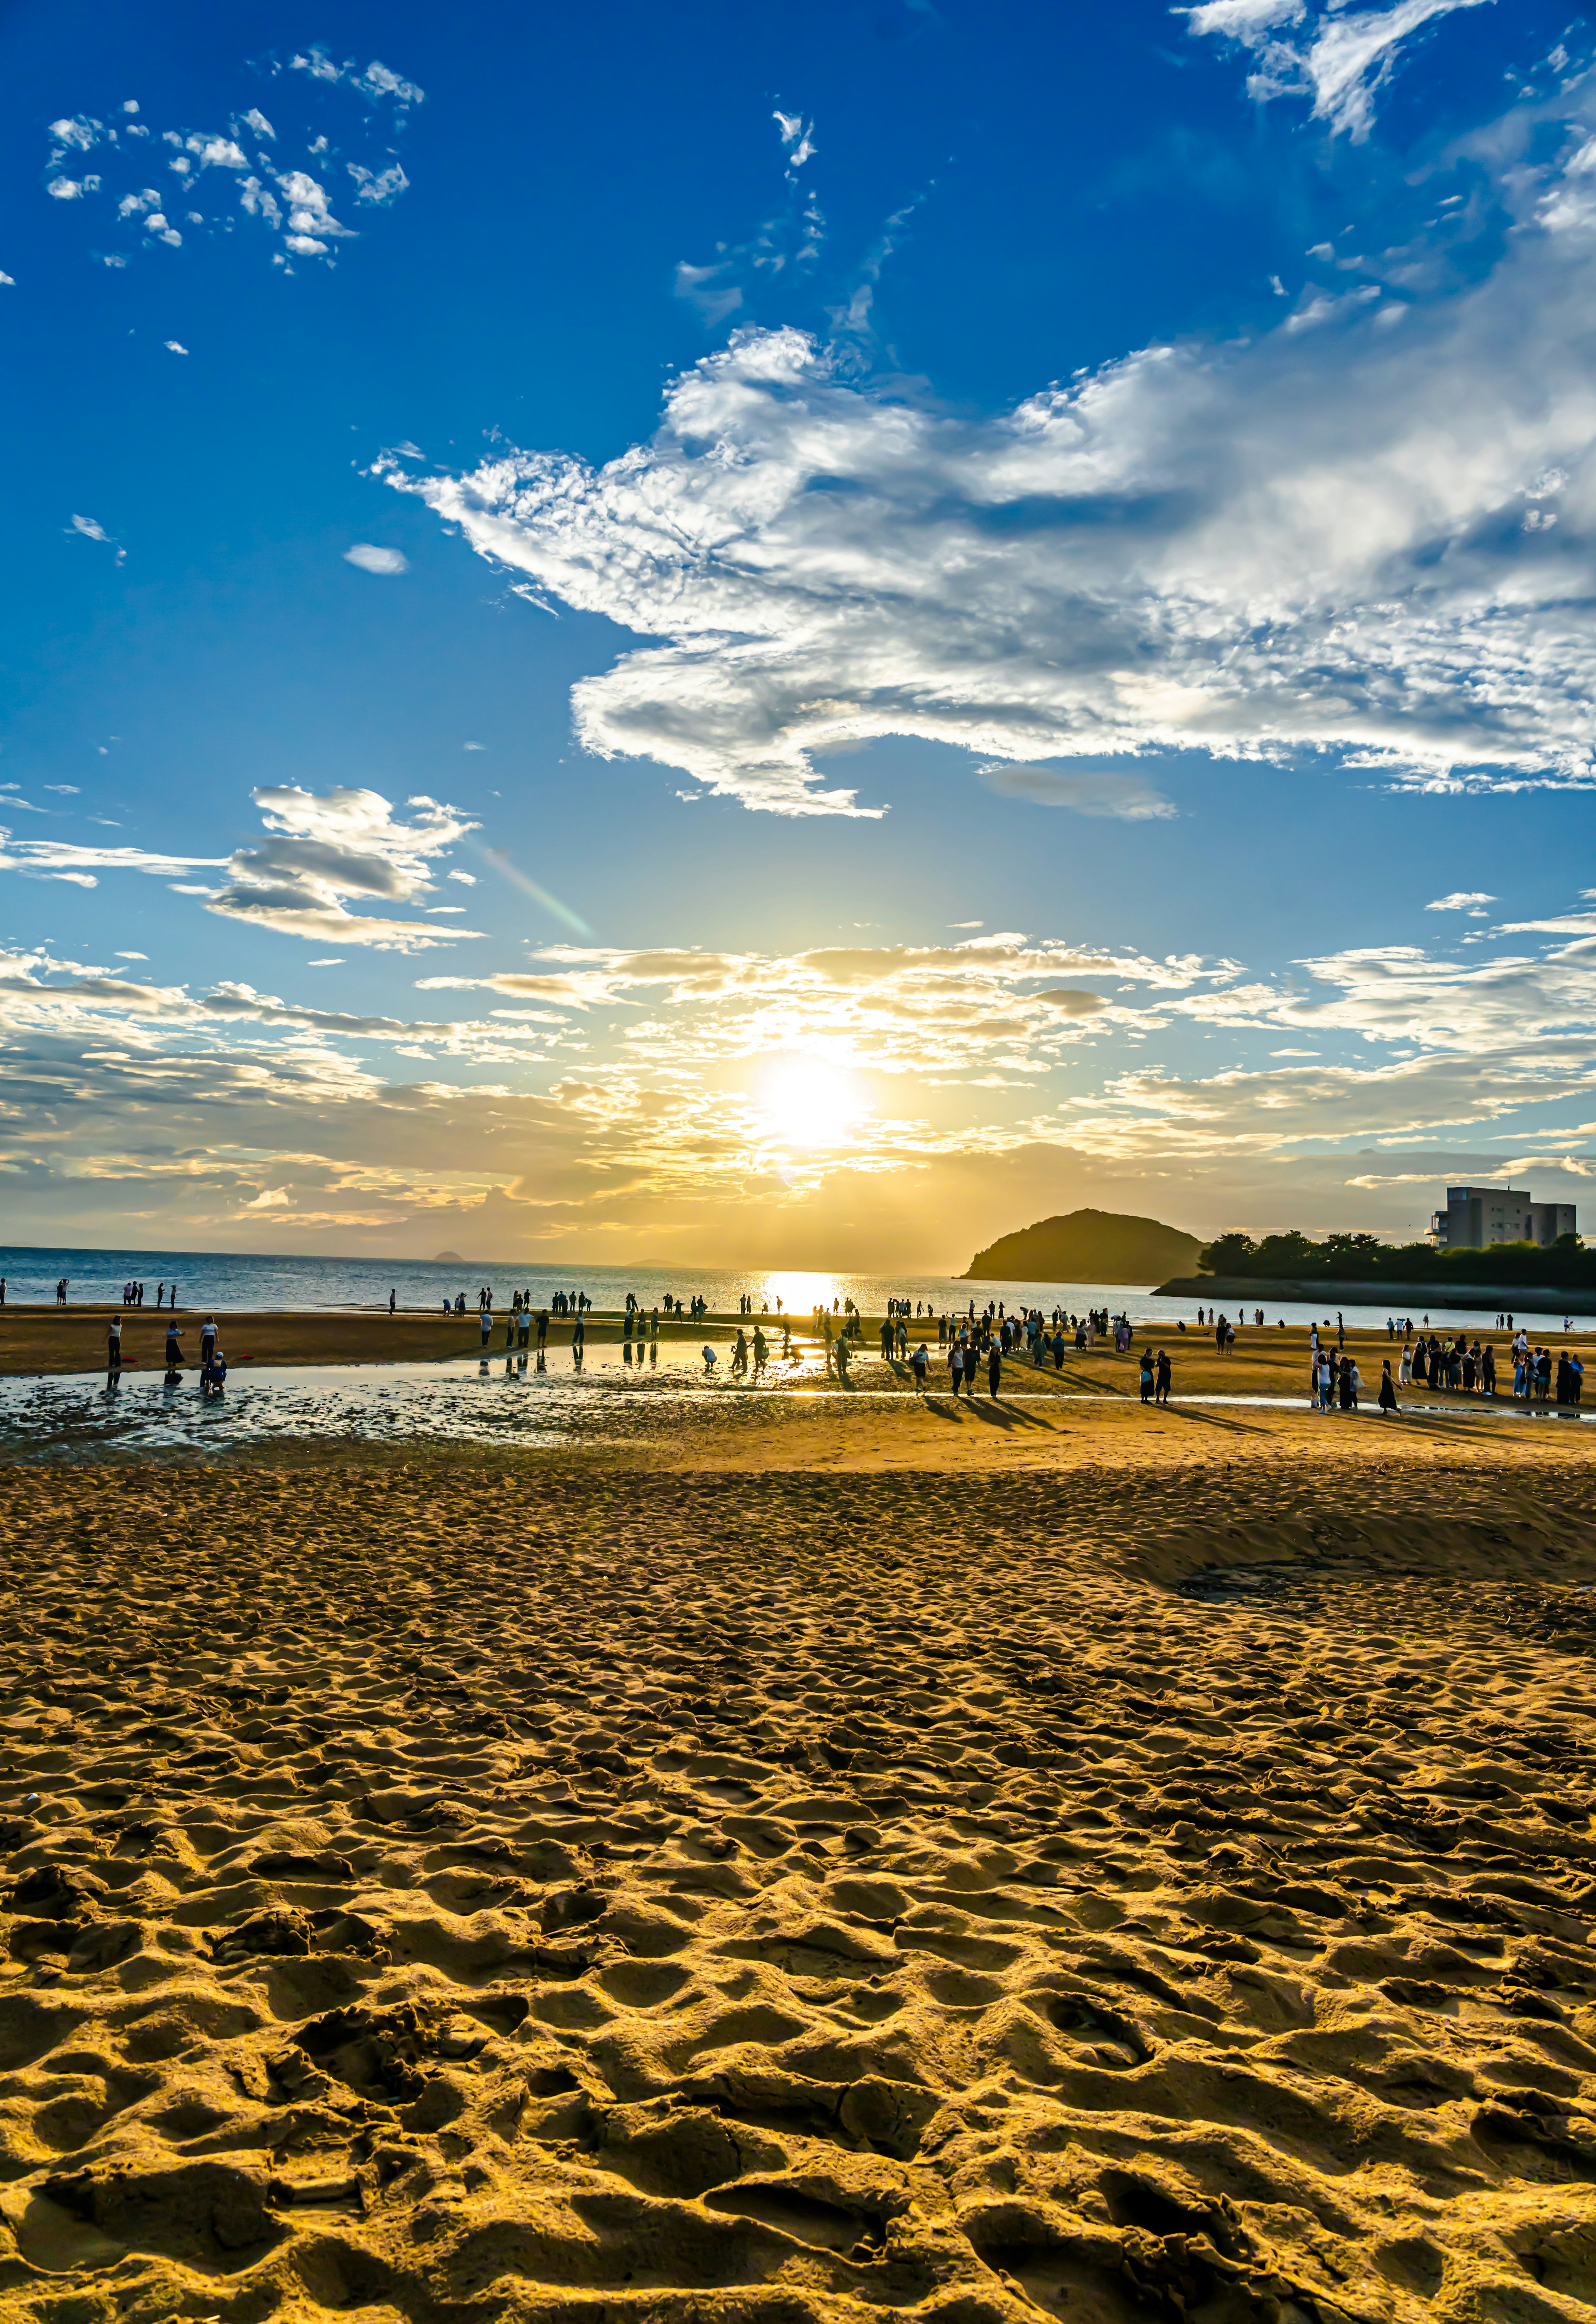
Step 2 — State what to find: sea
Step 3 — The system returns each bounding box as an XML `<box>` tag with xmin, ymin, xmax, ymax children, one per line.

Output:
<box><xmin>0</xmin><ymin>1241</ymin><xmax>1575</xmax><ymax>1333</ymax></box>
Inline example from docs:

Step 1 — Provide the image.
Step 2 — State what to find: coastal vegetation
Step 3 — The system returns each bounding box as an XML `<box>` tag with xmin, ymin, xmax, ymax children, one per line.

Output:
<box><xmin>1196</xmin><ymin>1228</ymin><xmax>1591</xmax><ymax>1288</ymax></box>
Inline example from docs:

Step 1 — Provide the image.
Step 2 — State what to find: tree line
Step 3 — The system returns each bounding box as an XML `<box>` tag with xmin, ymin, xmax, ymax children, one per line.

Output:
<box><xmin>1197</xmin><ymin>1229</ymin><xmax>1592</xmax><ymax>1286</ymax></box>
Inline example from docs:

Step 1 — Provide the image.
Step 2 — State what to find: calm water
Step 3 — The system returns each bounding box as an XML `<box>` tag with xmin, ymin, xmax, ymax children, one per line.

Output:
<box><xmin>0</xmin><ymin>1242</ymin><xmax>1573</xmax><ymax>1333</ymax></box>
<box><xmin>0</xmin><ymin>1339</ymin><xmax>1584</xmax><ymax>1461</ymax></box>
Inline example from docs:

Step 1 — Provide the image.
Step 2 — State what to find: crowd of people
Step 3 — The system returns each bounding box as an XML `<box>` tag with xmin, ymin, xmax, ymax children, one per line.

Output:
<box><xmin>1399</xmin><ymin>1329</ymin><xmax>1584</xmax><ymax>1404</ymax></box>
<box><xmin>55</xmin><ymin>1274</ymin><xmax>1596</xmax><ymax>1420</ymax></box>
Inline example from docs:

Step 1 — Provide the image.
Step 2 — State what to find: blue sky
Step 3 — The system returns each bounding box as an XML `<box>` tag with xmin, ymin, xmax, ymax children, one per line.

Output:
<box><xmin>3</xmin><ymin>0</ymin><xmax>1596</xmax><ymax>1269</ymax></box>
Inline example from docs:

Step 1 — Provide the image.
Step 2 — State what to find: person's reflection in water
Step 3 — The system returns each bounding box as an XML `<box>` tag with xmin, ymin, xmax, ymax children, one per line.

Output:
<box><xmin>479</xmin><ymin>1357</ymin><xmax>490</xmax><ymax>1378</ymax></box>
<box><xmin>650</xmin><ymin>1338</ymin><xmax>657</xmax><ymax>1365</ymax></box>
<box><xmin>573</xmin><ymin>1340</ymin><xmax>584</xmax><ymax>1370</ymax></box>
<box><xmin>536</xmin><ymin>1348</ymin><xmax>546</xmax><ymax>1373</ymax></box>
<box><xmin>623</xmin><ymin>1339</ymin><xmax>633</xmax><ymax>1364</ymax></box>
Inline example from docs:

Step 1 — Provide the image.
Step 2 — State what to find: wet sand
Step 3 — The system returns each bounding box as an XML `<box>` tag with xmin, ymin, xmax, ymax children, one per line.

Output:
<box><xmin>3</xmin><ymin>1305</ymin><xmax>1588</xmax><ymax>1410</ymax></box>
<box><xmin>1</xmin><ymin>1402</ymin><xmax>1594</xmax><ymax>2321</ymax></box>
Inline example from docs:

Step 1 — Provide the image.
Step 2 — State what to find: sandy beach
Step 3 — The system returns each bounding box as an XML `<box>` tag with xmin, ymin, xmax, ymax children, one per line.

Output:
<box><xmin>0</xmin><ymin>1368</ymin><xmax>1593</xmax><ymax>2324</ymax></box>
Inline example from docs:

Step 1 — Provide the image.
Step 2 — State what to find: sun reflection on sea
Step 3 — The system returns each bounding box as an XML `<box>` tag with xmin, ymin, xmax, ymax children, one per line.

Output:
<box><xmin>757</xmin><ymin>1271</ymin><xmax>845</xmax><ymax>1317</ymax></box>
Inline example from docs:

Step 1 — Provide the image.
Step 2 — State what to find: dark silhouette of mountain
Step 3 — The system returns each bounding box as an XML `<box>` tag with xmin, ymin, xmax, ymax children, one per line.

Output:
<box><xmin>962</xmin><ymin>1208</ymin><xmax>1202</xmax><ymax>1285</ymax></box>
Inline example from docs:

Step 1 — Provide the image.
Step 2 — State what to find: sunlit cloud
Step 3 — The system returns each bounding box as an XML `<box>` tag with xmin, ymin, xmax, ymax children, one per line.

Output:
<box><xmin>389</xmin><ymin>81</ymin><xmax>1596</xmax><ymax>817</ymax></box>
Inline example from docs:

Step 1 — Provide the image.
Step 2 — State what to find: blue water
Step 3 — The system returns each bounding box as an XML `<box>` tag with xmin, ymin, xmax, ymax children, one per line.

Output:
<box><xmin>0</xmin><ymin>1243</ymin><xmax>1577</xmax><ymax>1333</ymax></box>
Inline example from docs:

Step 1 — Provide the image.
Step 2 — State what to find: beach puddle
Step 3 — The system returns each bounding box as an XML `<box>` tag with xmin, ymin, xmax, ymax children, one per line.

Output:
<box><xmin>0</xmin><ymin>1336</ymin><xmax>847</xmax><ymax>1457</ymax></box>
<box><xmin>1174</xmin><ymin>1561</ymin><xmax>1327</xmax><ymax>1610</ymax></box>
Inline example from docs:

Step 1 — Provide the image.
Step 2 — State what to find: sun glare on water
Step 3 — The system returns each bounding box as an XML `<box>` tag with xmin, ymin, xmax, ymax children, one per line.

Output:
<box><xmin>759</xmin><ymin>1061</ymin><xmax>869</xmax><ymax>1150</ymax></box>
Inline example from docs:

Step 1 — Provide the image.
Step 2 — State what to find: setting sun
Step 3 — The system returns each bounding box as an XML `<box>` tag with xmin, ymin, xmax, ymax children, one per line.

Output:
<box><xmin>759</xmin><ymin>1060</ymin><xmax>869</xmax><ymax>1150</ymax></box>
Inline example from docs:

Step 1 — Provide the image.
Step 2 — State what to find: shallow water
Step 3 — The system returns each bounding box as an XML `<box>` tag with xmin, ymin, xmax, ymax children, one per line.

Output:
<box><xmin>2</xmin><ymin>1332</ymin><xmax>1586</xmax><ymax>1460</ymax></box>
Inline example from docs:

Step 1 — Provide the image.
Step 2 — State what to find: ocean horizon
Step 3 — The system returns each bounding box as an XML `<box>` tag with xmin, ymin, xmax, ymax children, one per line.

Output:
<box><xmin>0</xmin><ymin>1241</ymin><xmax>1574</xmax><ymax>1332</ymax></box>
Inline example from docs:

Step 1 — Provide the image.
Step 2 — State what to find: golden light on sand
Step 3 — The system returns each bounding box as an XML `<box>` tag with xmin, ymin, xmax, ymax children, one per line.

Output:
<box><xmin>758</xmin><ymin>1059</ymin><xmax>869</xmax><ymax>1150</ymax></box>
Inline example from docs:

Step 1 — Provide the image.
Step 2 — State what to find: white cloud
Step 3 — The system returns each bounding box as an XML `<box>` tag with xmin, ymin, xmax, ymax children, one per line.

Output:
<box><xmin>978</xmin><ymin>763</ymin><xmax>1177</xmax><ymax>818</ymax></box>
<box><xmin>0</xmin><ymin>835</ymin><xmax>224</xmax><ymax>879</ymax></box>
<box><xmin>1184</xmin><ymin>0</ymin><xmax>1492</xmax><ymax>141</ymax></box>
<box><xmin>346</xmin><ymin>161</ymin><xmax>409</xmax><ymax>206</ymax></box>
<box><xmin>344</xmin><ymin>542</ymin><xmax>408</xmax><ymax>575</ymax></box>
<box><xmin>43</xmin><ymin>785</ymin><xmax>79</xmax><ymax>795</ymax></box>
<box><xmin>389</xmin><ymin>101</ymin><xmax>1596</xmax><ymax>817</ymax></box>
<box><xmin>47</xmin><ymin>116</ymin><xmax>101</xmax><ymax>157</ymax></box>
<box><xmin>164</xmin><ymin>340</ymin><xmax>189</xmax><ymax>355</ymax></box>
<box><xmin>239</xmin><ymin>177</ymin><xmax>282</xmax><ymax>229</ymax></box>
<box><xmin>114</xmin><ymin>951</ymin><xmax>148</xmax><ymax>960</ymax></box>
<box><xmin>205</xmin><ymin>785</ymin><xmax>484</xmax><ymax>950</ymax></box>
<box><xmin>1426</xmin><ymin>889</ymin><xmax>1497</xmax><ymax>909</ymax></box>
<box><xmin>45</xmin><ymin>68</ymin><xmax>411</xmax><ymax>273</ymax></box>
<box><xmin>69</xmin><ymin>514</ymin><xmax>112</xmax><ymax>542</ymax></box>
<box><xmin>447</xmin><ymin>870</ymin><xmax>477</xmax><ymax>884</ymax></box>
<box><xmin>274</xmin><ymin>170</ymin><xmax>354</xmax><ymax>255</ymax></box>
<box><xmin>0</xmin><ymin>273</ymin><xmax>14</xmax><ymax>288</ymax></box>
<box><xmin>288</xmin><ymin>50</ymin><xmax>424</xmax><ymax>109</ymax></box>
<box><xmin>773</xmin><ymin>109</ymin><xmax>817</xmax><ymax>167</ymax></box>
<box><xmin>185</xmin><ymin>134</ymin><xmax>247</xmax><ymax>170</ymax></box>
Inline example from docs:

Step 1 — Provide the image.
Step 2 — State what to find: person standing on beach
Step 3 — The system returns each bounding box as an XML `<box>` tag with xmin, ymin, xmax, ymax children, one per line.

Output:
<box><xmin>479</xmin><ymin>1305</ymin><xmax>491</xmax><ymax>1349</ymax></box>
<box><xmin>1378</xmin><ymin>1359</ymin><xmax>1398</xmax><ymax>1416</ymax></box>
<box><xmin>1155</xmin><ymin>1347</ymin><xmax>1171</xmax><ymax>1404</ymax></box>
<box><xmin>911</xmin><ymin>1342</ymin><xmax>928</xmax><ymax>1392</ymax></box>
<box><xmin>949</xmin><ymin>1337</ymin><xmax>964</xmax><ymax>1396</ymax></box>
<box><xmin>987</xmin><ymin>1339</ymin><xmax>1002</xmax><ymax>1397</ymax></box>
<box><xmin>201</xmin><ymin>1315</ymin><xmax>217</xmax><ymax>1367</ymax></box>
<box><xmin>1139</xmin><ymin>1348</ymin><xmax>1154</xmax><ymax>1403</ymax></box>
<box><xmin>389</xmin><ymin>1289</ymin><xmax>396</xmax><ymax>1315</ymax></box>
<box><xmin>106</xmin><ymin>1311</ymin><xmax>123</xmax><ymax>1391</ymax></box>
<box><xmin>164</xmin><ymin>1320</ymin><xmax>183</xmax><ymax>1381</ymax></box>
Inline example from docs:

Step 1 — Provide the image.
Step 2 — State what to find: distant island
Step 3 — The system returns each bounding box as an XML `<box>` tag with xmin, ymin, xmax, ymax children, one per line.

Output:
<box><xmin>963</xmin><ymin>1208</ymin><xmax>1202</xmax><ymax>1285</ymax></box>
<box><xmin>433</xmin><ymin>1250</ymin><xmax>468</xmax><ymax>1264</ymax></box>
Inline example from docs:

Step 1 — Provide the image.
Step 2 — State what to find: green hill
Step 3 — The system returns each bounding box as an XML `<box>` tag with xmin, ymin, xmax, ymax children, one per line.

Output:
<box><xmin>962</xmin><ymin>1207</ymin><xmax>1203</xmax><ymax>1285</ymax></box>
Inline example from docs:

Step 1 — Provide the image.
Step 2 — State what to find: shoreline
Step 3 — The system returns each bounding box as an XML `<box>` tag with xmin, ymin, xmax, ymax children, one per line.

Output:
<box><xmin>1158</xmin><ymin>1270</ymin><xmax>1596</xmax><ymax>1312</ymax></box>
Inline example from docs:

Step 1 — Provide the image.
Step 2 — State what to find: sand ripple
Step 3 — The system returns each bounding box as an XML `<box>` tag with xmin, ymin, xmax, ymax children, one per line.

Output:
<box><xmin>0</xmin><ymin>1460</ymin><xmax>1593</xmax><ymax>2322</ymax></box>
